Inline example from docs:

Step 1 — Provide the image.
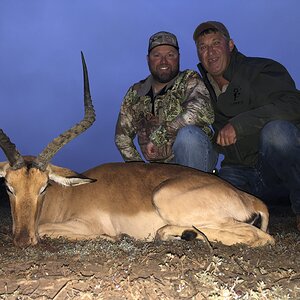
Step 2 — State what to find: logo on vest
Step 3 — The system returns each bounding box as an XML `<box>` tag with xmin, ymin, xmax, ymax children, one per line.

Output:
<box><xmin>233</xmin><ymin>87</ymin><xmax>242</xmax><ymax>104</ymax></box>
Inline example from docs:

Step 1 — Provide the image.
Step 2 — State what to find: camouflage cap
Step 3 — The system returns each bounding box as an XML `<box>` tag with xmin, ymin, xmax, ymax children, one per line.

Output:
<box><xmin>148</xmin><ymin>31</ymin><xmax>179</xmax><ymax>53</ymax></box>
<box><xmin>193</xmin><ymin>21</ymin><xmax>230</xmax><ymax>41</ymax></box>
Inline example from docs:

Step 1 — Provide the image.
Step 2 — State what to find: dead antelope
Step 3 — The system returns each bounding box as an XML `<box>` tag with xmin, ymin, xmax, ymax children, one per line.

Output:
<box><xmin>0</xmin><ymin>54</ymin><xmax>274</xmax><ymax>248</ymax></box>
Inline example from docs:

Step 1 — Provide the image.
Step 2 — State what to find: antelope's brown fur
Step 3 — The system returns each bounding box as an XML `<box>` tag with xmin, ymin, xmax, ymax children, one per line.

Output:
<box><xmin>35</xmin><ymin>162</ymin><xmax>274</xmax><ymax>247</ymax></box>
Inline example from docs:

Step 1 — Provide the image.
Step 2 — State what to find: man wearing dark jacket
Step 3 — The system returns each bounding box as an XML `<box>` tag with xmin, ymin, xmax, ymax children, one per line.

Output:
<box><xmin>193</xmin><ymin>21</ymin><xmax>300</xmax><ymax>231</ymax></box>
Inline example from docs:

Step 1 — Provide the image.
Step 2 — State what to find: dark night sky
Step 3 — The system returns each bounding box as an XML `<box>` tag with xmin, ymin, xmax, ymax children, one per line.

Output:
<box><xmin>0</xmin><ymin>0</ymin><xmax>299</xmax><ymax>172</ymax></box>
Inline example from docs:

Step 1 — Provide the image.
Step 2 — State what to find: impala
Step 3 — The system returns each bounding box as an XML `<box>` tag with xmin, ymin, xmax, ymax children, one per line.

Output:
<box><xmin>0</xmin><ymin>53</ymin><xmax>274</xmax><ymax>248</ymax></box>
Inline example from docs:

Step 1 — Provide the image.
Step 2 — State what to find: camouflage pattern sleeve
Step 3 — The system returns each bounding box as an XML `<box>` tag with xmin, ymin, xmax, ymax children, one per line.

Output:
<box><xmin>150</xmin><ymin>71</ymin><xmax>214</xmax><ymax>147</ymax></box>
<box><xmin>170</xmin><ymin>71</ymin><xmax>214</xmax><ymax>128</ymax></box>
<box><xmin>115</xmin><ymin>87</ymin><xmax>144</xmax><ymax>161</ymax></box>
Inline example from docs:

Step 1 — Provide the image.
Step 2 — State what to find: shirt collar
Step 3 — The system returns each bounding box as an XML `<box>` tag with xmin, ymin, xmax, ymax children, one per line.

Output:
<box><xmin>207</xmin><ymin>73</ymin><xmax>229</xmax><ymax>97</ymax></box>
<box><xmin>137</xmin><ymin>73</ymin><xmax>180</xmax><ymax>97</ymax></box>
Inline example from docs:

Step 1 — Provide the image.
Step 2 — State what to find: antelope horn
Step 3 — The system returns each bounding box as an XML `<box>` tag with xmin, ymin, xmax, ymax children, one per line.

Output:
<box><xmin>0</xmin><ymin>129</ymin><xmax>25</xmax><ymax>169</ymax></box>
<box><xmin>33</xmin><ymin>52</ymin><xmax>96</xmax><ymax>171</ymax></box>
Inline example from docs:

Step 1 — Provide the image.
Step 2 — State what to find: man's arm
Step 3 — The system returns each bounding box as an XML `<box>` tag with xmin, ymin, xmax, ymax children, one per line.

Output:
<box><xmin>115</xmin><ymin>88</ymin><xmax>144</xmax><ymax>162</ymax></box>
<box><xmin>230</xmin><ymin>61</ymin><xmax>300</xmax><ymax>139</ymax></box>
<box><xmin>169</xmin><ymin>74</ymin><xmax>214</xmax><ymax>129</ymax></box>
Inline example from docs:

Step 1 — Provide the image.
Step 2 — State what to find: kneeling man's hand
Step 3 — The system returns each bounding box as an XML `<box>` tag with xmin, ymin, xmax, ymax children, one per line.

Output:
<box><xmin>217</xmin><ymin>123</ymin><xmax>237</xmax><ymax>146</ymax></box>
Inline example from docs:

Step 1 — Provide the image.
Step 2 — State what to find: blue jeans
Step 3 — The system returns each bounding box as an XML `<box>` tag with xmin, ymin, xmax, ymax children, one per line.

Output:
<box><xmin>172</xmin><ymin>125</ymin><xmax>218</xmax><ymax>172</ymax></box>
<box><xmin>219</xmin><ymin>120</ymin><xmax>300</xmax><ymax>214</ymax></box>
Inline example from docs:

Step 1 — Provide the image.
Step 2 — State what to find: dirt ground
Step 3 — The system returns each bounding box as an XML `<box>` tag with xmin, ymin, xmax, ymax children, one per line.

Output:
<box><xmin>0</xmin><ymin>185</ymin><xmax>299</xmax><ymax>300</ymax></box>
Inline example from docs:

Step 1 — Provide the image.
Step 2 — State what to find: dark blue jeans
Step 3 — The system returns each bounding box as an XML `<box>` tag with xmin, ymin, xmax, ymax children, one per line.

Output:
<box><xmin>218</xmin><ymin>120</ymin><xmax>300</xmax><ymax>215</ymax></box>
<box><xmin>172</xmin><ymin>125</ymin><xmax>218</xmax><ymax>172</ymax></box>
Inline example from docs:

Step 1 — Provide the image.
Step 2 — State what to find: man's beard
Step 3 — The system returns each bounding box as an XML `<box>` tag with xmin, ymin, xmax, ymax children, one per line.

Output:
<box><xmin>149</xmin><ymin>64</ymin><xmax>179</xmax><ymax>83</ymax></box>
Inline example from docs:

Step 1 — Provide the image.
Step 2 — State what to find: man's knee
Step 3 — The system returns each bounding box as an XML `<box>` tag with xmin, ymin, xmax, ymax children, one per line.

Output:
<box><xmin>175</xmin><ymin>125</ymin><xmax>208</xmax><ymax>146</ymax></box>
<box><xmin>261</xmin><ymin>120</ymin><xmax>299</xmax><ymax>151</ymax></box>
<box><xmin>172</xmin><ymin>125</ymin><xmax>217</xmax><ymax>171</ymax></box>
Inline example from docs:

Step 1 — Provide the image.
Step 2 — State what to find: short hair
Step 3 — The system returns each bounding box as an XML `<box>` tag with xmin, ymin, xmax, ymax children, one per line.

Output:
<box><xmin>200</xmin><ymin>28</ymin><xmax>230</xmax><ymax>42</ymax></box>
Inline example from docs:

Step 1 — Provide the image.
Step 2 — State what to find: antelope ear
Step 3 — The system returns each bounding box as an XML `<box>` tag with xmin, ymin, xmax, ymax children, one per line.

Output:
<box><xmin>0</xmin><ymin>162</ymin><xmax>10</xmax><ymax>178</ymax></box>
<box><xmin>47</xmin><ymin>164</ymin><xmax>96</xmax><ymax>187</ymax></box>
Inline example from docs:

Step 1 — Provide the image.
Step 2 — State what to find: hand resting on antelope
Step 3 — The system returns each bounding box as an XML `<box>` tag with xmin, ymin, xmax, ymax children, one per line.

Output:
<box><xmin>0</xmin><ymin>53</ymin><xmax>275</xmax><ymax>248</ymax></box>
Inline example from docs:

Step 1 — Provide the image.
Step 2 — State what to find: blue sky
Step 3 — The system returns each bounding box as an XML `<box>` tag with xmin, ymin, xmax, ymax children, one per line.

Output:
<box><xmin>0</xmin><ymin>0</ymin><xmax>299</xmax><ymax>172</ymax></box>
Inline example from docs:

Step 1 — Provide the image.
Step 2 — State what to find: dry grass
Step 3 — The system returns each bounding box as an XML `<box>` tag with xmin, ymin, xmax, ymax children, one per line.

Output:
<box><xmin>0</xmin><ymin>198</ymin><xmax>299</xmax><ymax>299</ymax></box>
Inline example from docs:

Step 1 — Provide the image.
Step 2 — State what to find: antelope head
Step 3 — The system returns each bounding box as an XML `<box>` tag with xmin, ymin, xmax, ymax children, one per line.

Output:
<box><xmin>0</xmin><ymin>53</ymin><xmax>96</xmax><ymax>247</ymax></box>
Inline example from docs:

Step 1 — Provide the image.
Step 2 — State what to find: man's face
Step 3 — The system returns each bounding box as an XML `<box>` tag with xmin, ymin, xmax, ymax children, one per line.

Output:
<box><xmin>148</xmin><ymin>45</ymin><xmax>179</xmax><ymax>83</ymax></box>
<box><xmin>196</xmin><ymin>31</ymin><xmax>234</xmax><ymax>78</ymax></box>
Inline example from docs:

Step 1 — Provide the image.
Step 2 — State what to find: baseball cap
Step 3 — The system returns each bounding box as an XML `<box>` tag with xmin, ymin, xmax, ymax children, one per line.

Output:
<box><xmin>148</xmin><ymin>31</ymin><xmax>179</xmax><ymax>53</ymax></box>
<box><xmin>193</xmin><ymin>21</ymin><xmax>230</xmax><ymax>41</ymax></box>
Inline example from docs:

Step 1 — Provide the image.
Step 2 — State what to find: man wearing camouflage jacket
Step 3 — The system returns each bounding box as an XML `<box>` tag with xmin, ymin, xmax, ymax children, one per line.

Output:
<box><xmin>115</xmin><ymin>31</ymin><xmax>218</xmax><ymax>172</ymax></box>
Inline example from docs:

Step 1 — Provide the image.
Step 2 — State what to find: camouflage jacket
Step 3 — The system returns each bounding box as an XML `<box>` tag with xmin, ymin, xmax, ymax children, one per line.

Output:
<box><xmin>115</xmin><ymin>70</ymin><xmax>214</xmax><ymax>162</ymax></box>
